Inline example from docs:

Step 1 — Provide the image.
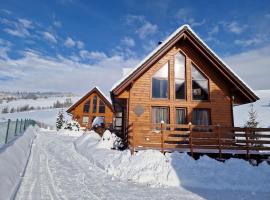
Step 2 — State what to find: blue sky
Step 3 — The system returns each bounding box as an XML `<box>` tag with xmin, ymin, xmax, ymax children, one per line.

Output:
<box><xmin>0</xmin><ymin>0</ymin><xmax>270</xmax><ymax>94</ymax></box>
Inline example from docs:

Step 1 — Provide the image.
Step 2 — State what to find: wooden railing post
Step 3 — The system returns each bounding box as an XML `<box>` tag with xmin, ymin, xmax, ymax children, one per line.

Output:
<box><xmin>245</xmin><ymin>128</ymin><xmax>250</xmax><ymax>160</ymax></box>
<box><xmin>161</xmin><ymin>121</ymin><xmax>165</xmax><ymax>154</ymax></box>
<box><xmin>217</xmin><ymin>124</ymin><xmax>222</xmax><ymax>159</ymax></box>
<box><xmin>188</xmin><ymin>122</ymin><xmax>193</xmax><ymax>157</ymax></box>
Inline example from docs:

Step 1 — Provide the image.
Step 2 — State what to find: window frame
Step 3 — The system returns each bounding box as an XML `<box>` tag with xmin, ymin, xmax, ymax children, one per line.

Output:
<box><xmin>192</xmin><ymin>108</ymin><xmax>211</xmax><ymax>126</ymax></box>
<box><xmin>92</xmin><ymin>95</ymin><xmax>97</xmax><ymax>113</ymax></box>
<box><xmin>175</xmin><ymin>107</ymin><xmax>187</xmax><ymax>125</ymax></box>
<box><xmin>82</xmin><ymin>116</ymin><xmax>89</xmax><ymax>125</ymax></box>
<box><xmin>83</xmin><ymin>100</ymin><xmax>91</xmax><ymax>113</ymax></box>
<box><xmin>151</xmin><ymin>61</ymin><xmax>169</xmax><ymax>100</ymax></box>
<box><xmin>191</xmin><ymin>62</ymin><xmax>210</xmax><ymax>102</ymax></box>
<box><xmin>99</xmin><ymin>100</ymin><xmax>106</xmax><ymax>113</ymax></box>
<box><xmin>151</xmin><ymin>106</ymin><xmax>170</xmax><ymax>124</ymax></box>
<box><xmin>174</xmin><ymin>51</ymin><xmax>187</xmax><ymax>101</ymax></box>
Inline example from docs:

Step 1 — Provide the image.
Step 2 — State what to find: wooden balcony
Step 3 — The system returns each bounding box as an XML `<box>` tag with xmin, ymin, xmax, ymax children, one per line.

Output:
<box><xmin>127</xmin><ymin>123</ymin><xmax>270</xmax><ymax>159</ymax></box>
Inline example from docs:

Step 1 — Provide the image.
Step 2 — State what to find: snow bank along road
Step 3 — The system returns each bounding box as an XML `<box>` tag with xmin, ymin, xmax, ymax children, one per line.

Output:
<box><xmin>16</xmin><ymin>131</ymin><xmax>270</xmax><ymax>200</ymax></box>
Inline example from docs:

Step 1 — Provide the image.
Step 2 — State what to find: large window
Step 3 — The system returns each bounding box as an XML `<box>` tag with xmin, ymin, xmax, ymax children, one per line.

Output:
<box><xmin>82</xmin><ymin>116</ymin><xmax>89</xmax><ymax>125</ymax></box>
<box><xmin>152</xmin><ymin>62</ymin><xmax>168</xmax><ymax>98</ymax></box>
<box><xmin>83</xmin><ymin>100</ymin><xmax>90</xmax><ymax>113</ymax></box>
<box><xmin>175</xmin><ymin>108</ymin><xmax>186</xmax><ymax>124</ymax></box>
<box><xmin>192</xmin><ymin>109</ymin><xmax>211</xmax><ymax>125</ymax></box>
<box><xmin>175</xmin><ymin>53</ymin><xmax>186</xmax><ymax>99</ymax></box>
<box><xmin>152</xmin><ymin>107</ymin><xmax>169</xmax><ymax>124</ymax></box>
<box><xmin>99</xmin><ymin>100</ymin><xmax>105</xmax><ymax>113</ymax></box>
<box><xmin>93</xmin><ymin>96</ymin><xmax>97</xmax><ymax>113</ymax></box>
<box><xmin>192</xmin><ymin>64</ymin><xmax>209</xmax><ymax>100</ymax></box>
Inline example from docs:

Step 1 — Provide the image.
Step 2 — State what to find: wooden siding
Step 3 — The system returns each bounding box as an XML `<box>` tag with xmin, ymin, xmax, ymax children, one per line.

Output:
<box><xmin>70</xmin><ymin>91</ymin><xmax>114</xmax><ymax>129</ymax></box>
<box><xmin>125</xmin><ymin>42</ymin><xmax>233</xmax><ymax>128</ymax></box>
<box><xmin>113</xmin><ymin>40</ymin><xmax>237</xmax><ymax>149</ymax></box>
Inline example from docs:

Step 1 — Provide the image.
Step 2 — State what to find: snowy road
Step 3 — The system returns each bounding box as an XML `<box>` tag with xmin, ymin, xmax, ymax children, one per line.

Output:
<box><xmin>16</xmin><ymin>131</ymin><xmax>270</xmax><ymax>200</ymax></box>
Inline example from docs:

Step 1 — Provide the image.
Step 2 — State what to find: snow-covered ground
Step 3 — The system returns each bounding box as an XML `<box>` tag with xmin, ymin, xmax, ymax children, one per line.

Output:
<box><xmin>234</xmin><ymin>90</ymin><xmax>270</xmax><ymax>127</ymax></box>
<box><xmin>10</xmin><ymin>129</ymin><xmax>270</xmax><ymax>200</ymax></box>
<box><xmin>0</xmin><ymin>126</ymin><xmax>38</xmax><ymax>200</ymax></box>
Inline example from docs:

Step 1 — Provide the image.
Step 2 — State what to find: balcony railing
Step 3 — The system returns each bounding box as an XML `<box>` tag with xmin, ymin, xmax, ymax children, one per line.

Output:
<box><xmin>127</xmin><ymin>123</ymin><xmax>270</xmax><ymax>159</ymax></box>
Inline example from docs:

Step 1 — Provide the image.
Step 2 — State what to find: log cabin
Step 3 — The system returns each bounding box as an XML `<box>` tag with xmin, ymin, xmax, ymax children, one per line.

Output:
<box><xmin>67</xmin><ymin>87</ymin><xmax>114</xmax><ymax>129</ymax></box>
<box><xmin>110</xmin><ymin>24</ymin><xmax>260</xmax><ymax>152</ymax></box>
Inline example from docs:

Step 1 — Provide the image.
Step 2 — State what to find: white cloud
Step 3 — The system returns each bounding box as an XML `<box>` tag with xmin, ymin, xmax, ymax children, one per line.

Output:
<box><xmin>2</xmin><ymin>18</ymin><xmax>32</xmax><ymax>38</ymax></box>
<box><xmin>53</xmin><ymin>20</ymin><xmax>62</xmax><ymax>28</ymax></box>
<box><xmin>121</xmin><ymin>37</ymin><xmax>135</xmax><ymax>47</ymax></box>
<box><xmin>79</xmin><ymin>50</ymin><xmax>107</xmax><ymax>60</ymax></box>
<box><xmin>64</xmin><ymin>37</ymin><xmax>76</xmax><ymax>48</ymax></box>
<box><xmin>18</xmin><ymin>18</ymin><xmax>32</xmax><ymax>28</ymax></box>
<box><xmin>0</xmin><ymin>48</ymin><xmax>139</xmax><ymax>93</ymax></box>
<box><xmin>77</xmin><ymin>41</ymin><xmax>84</xmax><ymax>49</ymax></box>
<box><xmin>226</xmin><ymin>21</ymin><xmax>247</xmax><ymax>34</ymax></box>
<box><xmin>224</xmin><ymin>45</ymin><xmax>270</xmax><ymax>90</ymax></box>
<box><xmin>43</xmin><ymin>32</ymin><xmax>57</xmax><ymax>43</ymax></box>
<box><xmin>175</xmin><ymin>8</ymin><xmax>205</xmax><ymax>28</ymax></box>
<box><xmin>126</xmin><ymin>15</ymin><xmax>158</xmax><ymax>39</ymax></box>
<box><xmin>137</xmin><ymin>22</ymin><xmax>157</xmax><ymax>39</ymax></box>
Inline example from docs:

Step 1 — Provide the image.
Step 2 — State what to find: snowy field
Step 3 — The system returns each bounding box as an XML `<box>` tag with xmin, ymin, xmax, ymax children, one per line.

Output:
<box><xmin>0</xmin><ymin>96</ymin><xmax>79</xmax><ymax>112</ymax></box>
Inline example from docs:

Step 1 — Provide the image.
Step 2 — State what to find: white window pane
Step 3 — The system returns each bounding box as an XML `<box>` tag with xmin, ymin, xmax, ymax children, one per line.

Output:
<box><xmin>175</xmin><ymin>53</ymin><xmax>185</xmax><ymax>79</ymax></box>
<box><xmin>153</xmin><ymin>62</ymin><xmax>168</xmax><ymax>79</ymax></box>
<box><xmin>82</xmin><ymin>116</ymin><xmax>89</xmax><ymax>124</ymax></box>
<box><xmin>192</xmin><ymin>64</ymin><xmax>206</xmax><ymax>80</ymax></box>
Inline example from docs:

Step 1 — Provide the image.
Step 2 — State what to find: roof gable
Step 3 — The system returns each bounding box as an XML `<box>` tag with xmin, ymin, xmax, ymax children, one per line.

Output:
<box><xmin>67</xmin><ymin>87</ymin><xmax>113</xmax><ymax>113</ymax></box>
<box><xmin>110</xmin><ymin>24</ymin><xmax>259</xmax><ymax>103</ymax></box>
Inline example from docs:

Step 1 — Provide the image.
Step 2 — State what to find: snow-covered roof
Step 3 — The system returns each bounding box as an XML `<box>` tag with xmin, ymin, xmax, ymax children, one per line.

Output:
<box><xmin>66</xmin><ymin>86</ymin><xmax>112</xmax><ymax>113</ymax></box>
<box><xmin>110</xmin><ymin>24</ymin><xmax>258</xmax><ymax>101</ymax></box>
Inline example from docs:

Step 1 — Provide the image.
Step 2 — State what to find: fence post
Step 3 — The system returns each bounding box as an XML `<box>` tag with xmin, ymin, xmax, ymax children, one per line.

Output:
<box><xmin>161</xmin><ymin>121</ymin><xmax>165</xmax><ymax>154</ymax></box>
<box><xmin>245</xmin><ymin>128</ymin><xmax>250</xmax><ymax>160</ymax></box>
<box><xmin>217</xmin><ymin>124</ymin><xmax>222</xmax><ymax>159</ymax></box>
<box><xmin>14</xmin><ymin>119</ymin><xmax>19</xmax><ymax>136</ymax></box>
<box><xmin>4</xmin><ymin>119</ymin><xmax>11</xmax><ymax>144</ymax></box>
<box><xmin>19</xmin><ymin>119</ymin><xmax>23</xmax><ymax>133</ymax></box>
<box><xmin>23</xmin><ymin>119</ymin><xmax>26</xmax><ymax>131</ymax></box>
<box><xmin>188</xmin><ymin>122</ymin><xmax>193</xmax><ymax>158</ymax></box>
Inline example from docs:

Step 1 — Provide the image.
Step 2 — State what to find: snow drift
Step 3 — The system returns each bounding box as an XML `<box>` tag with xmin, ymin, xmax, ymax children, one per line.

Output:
<box><xmin>75</xmin><ymin>131</ymin><xmax>270</xmax><ymax>192</ymax></box>
<box><xmin>0</xmin><ymin>126</ymin><xmax>38</xmax><ymax>200</ymax></box>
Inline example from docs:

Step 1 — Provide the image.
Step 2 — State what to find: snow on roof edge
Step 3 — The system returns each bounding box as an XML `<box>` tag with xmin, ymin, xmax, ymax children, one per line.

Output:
<box><xmin>66</xmin><ymin>86</ymin><xmax>112</xmax><ymax>112</ymax></box>
<box><xmin>110</xmin><ymin>24</ymin><xmax>257</xmax><ymax>98</ymax></box>
<box><xmin>110</xmin><ymin>24</ymin><xmax>189</xmax><ymax>92</ymax></box>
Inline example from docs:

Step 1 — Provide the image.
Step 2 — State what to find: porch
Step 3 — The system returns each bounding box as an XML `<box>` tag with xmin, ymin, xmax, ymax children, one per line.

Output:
<box><xmin>126</xmin><ymin>123</ymin><xmax>270</xmax><ymax>159</ymax></box>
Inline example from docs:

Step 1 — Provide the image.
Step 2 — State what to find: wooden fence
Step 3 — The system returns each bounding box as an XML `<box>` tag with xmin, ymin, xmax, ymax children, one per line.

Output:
<box><xmin>127</xmin><ymin>122</ymin><xmax>270</xmax><ymax>159</ymax></box>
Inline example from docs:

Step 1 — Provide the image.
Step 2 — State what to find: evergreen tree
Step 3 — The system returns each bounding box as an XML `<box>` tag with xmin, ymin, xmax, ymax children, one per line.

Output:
<box><xmin>56</xmin><ymin>110</ymin><xmax>65</xmax><ymax>130</ymax></box>
<box><xmin>245</xmin><ymin>104</ymin><xmax>260</xmax><ymax>146</ymax></box>
<box><xmin>245</xmin><ymin>104</ymin><xmax>259</xmax><ymax>128</ymax></box>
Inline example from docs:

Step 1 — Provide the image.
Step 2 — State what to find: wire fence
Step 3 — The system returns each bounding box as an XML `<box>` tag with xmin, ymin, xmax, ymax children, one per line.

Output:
<box><xmin>0</xmin><ymin>119</ymin><xmax>36</xmax><ymax>146</ymax></box>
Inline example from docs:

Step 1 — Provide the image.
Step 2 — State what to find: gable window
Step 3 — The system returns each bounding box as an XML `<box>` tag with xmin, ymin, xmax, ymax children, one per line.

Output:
<box><xmin>152</xmin><ymin>62</ymin><xmax>168</xmax><ymax>98</ymax></box>
<box><xmin>82</xmin><ymin>116</ymin><xmax>89</xmax><ymax>125</ymax></box>
<box><xmin>192</xmin><ymin>109</ymin><xmax>211</xmax><ymax>125</ymax></box>
<box><xmin>99</xmin><ymin>100</ymin><xmax>105</xmax><ymax>113</ymax></box>
<box><xmin>93</xmin><ymin>96</ymin><xmax>97</xmax><ymax>113</ymax></box>
<box><xmin>83</xmin><ymin>100</ymin><xmax>90</xmax><ymax>113</ymax></box>
<box><xmin>175</xmin><ymin>53</ymin><xmax>186</xmax><ymax>99</ymax></box>
<box><xmin>192</xmin><ymin>64</ymin><xmax>209</xmax><ymax>100</ymax></box>
<box><xmin>152</xmin><ymin>107</ymin><xmax>169</xmax><ymax>124</ymax></box>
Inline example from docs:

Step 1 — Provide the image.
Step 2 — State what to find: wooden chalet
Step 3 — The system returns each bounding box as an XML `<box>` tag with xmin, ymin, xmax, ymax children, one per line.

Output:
<box><xmin>67</xmin><ymin>87</ymin><xmax>114</xmax><ymax>129</ymax></box>
<box><xmin>110</xmin><ymin>25</ymin><xmax>270</xmax><ymax>158</ymax></box>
